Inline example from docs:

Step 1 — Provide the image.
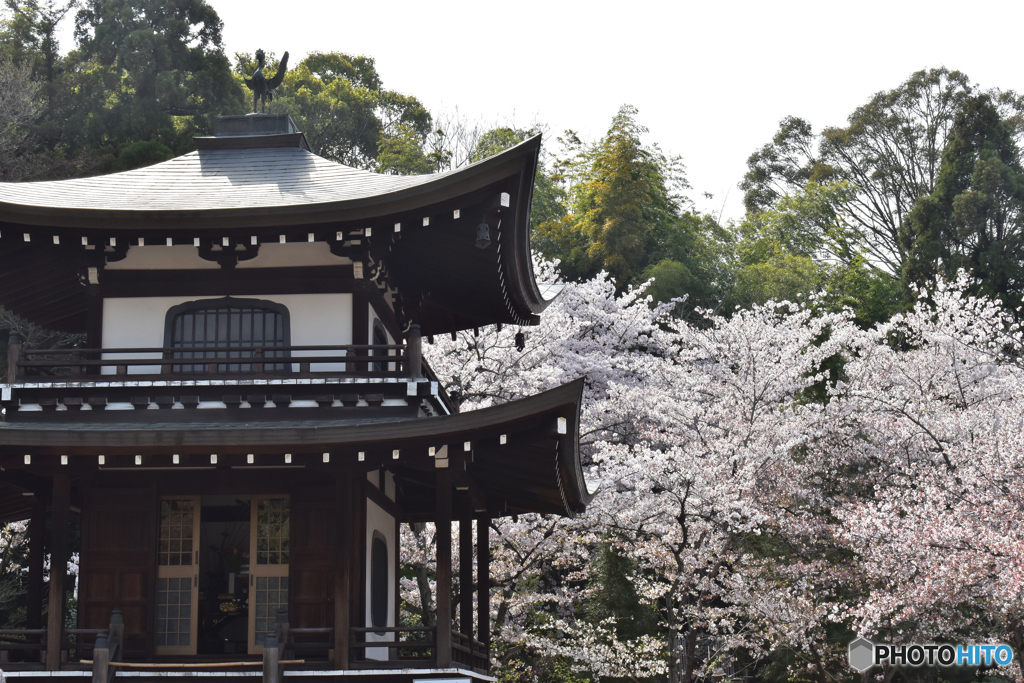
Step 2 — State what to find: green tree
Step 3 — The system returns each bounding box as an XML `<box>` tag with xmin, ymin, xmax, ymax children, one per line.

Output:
<box><xmin>68</xmin><ymin>0</ymin><xmax>244</xmax><ymax>161</ymax></box>
<box><xmin>641</xmin><ymin>211</ymin><xmax>734</xmax><ymax>315</ymax></box>
<box><xmin>901</xmin><ymin>94</ymin><xmax>1024</xmax><ymax>310</ymax></box>
<box><xmin>535</xmin><ymin>106</ymin><xmax>691</xmax><ymax>287</ymax></box>
<box><xmin>251</xmin><ymin>51</ymin><xmax>431</xmax><ymax>171</ymax></box>
<box><xmin>731</xmin><ymin>181</ymin><xmax>901</xmax><ymax>325</ymax></box>
<box><xmin>0</xmin><ymin>0</ymin><xmax>74</xmax><ymax>86</ymax></box>
<box><xmin>0</xmin><ymin>55</ymin><xmax>40</xmax><ymax>179</ymax></box>
<box><xmin>741</xmin><ymin>68</ymin><xmax>997</xmax><ymax>275</ymax></box>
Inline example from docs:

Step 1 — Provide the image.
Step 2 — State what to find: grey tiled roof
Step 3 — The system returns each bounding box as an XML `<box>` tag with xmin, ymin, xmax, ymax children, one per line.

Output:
<box><xmin>0</xmin><ymin>147</ymin><xmax>439</xmax><ymax>212</ymax></box>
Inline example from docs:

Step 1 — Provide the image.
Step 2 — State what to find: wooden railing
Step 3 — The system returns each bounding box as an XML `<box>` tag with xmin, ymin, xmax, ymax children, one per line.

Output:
<box><xmin>11</xmin><ymin>344</ymin><xmax>409</xmax><ymax>382</ymax></box>
<box><xmin>0</xmin><ymin>611</ymin><xmax>116</xmax><ymax>673</ymax></box>
<box><xmin>0</xmin><ymin>628</ymin><xmax>46</xmax><ymax>664</ymax></box>
<box><xmin>350</xmin><ymin>626</ymin><xmax>436</xmax><ymax>666</ymax></box>
<box><xmin>452</xmin><ymin>630</ymin><xmax>489</xmax><ymax>672</ymax></box>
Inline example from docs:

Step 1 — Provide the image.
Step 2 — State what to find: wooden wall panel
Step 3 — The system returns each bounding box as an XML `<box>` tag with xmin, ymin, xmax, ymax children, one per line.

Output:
<box><xmin>289</xmin><ymin>484</ymin><xmax>336</xmax><ymax>629</ymax></box>
<box><xmin>79</xmin><ymin>485</ymin><xmax>157</xmax><ymax>660</ymax></box>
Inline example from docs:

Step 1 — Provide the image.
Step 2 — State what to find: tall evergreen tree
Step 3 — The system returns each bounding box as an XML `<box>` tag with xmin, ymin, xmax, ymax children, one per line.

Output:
<box><xmin>901</xmin><ymin>94</ymin><xmax>1024</xmax><ymax>310</ymax></box>
<box><xmin>69</xmin><ymin>0</ymin><xmax>244</xmax><ymax>161</ymax></box>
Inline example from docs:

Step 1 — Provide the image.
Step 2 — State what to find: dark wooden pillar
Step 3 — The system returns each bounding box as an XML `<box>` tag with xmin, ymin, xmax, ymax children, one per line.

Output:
<box><xmin>353</xmin><ymin>476</ymin><xmax>366</xmax><ymax>642</ymax></box>
<box><xmin>458</xmin><ymin>516</ymin><xmax>473</xmax><ymax>639</ymax></box>
<box><xmin>46</xmin><ymin>473</ymin><xmax>70</xmax><ymax>671</ymax></box>
<box><xmin>26</xmin><ymin>499</ymin><xmax>45</xmax><ymax>631</ymax></box>
<box><xmin>333</xmin><ymin>469</ymin><xmax>353</xmax><ymax>669</ymax></box>
<box><xmin>477</xmin><ymin>517</ymin><xmax>491</xmax><ymax>647</ymax></box>
<box><xmin>7</xmin><ymin>330</ymin><xmax>22</xmax><ymax>383</ymax></box>
<box><xmin>435</xmin><ymin>468</ymin><xmax>452</xmax><ymax>666</ymax></box>
<box><xmin>406</xmin><ymin>324</ymin><xmax>422</xmax><ymax>379</ymax></box>
<box><xmin>86</xmin><ymin>282</ymin><xmax>103</xmax><ymax>349</ymax></box>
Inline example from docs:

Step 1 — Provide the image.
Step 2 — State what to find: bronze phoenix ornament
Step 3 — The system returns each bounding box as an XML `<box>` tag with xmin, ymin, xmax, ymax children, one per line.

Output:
<box><xmin>244</xmin><ymin>49</ymin><xmax>289</xmax><ymax>114</ymax></box>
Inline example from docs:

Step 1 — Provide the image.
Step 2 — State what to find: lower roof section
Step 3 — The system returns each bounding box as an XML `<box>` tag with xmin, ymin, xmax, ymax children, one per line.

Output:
<box><xmin>0</xmin><ymin>379</ymin><xmax>594</xmax><ymax>522</ymax></box>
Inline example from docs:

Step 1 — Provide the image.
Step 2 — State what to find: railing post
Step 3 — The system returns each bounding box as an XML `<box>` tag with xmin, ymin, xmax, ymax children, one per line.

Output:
<box><xmin>406</xmin><ymin>324</ymin><xmax>422</xmax><ymax>379</ymax></box>
<box><xmin>263</xmin><ymin>632</ymin><xmax>281</xmax><ymax>683</ymax></box>
<box><xmin>275</xmin><ymin>608</ymin><xmax>290</xmax><ymax>659</ymax></box>
<box><xmin>7</xmin><ymin>330</ymin><xmax>22</xmax><ymax>382</ymax></box>
<box><xmin>91</xmin><ymin>632</ymin><xmax>109</xmax><ymax>683</ymax></box>
<box><xmin>108</xmin><ymin>609</ymin><xmax>123</xmax><ymax>661</ymax></box>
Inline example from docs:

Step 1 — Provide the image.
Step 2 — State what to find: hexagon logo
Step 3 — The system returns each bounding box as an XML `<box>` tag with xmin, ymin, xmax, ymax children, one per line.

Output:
<box><xmin>849</xmin><ymin>638</ymin><xmax>875</xmax><ymax>672</ymax></box>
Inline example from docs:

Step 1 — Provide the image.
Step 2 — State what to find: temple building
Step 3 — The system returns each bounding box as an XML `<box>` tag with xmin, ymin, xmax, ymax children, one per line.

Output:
<box><xmin>0</xmin><ymin>113</ymin><xmax>593</xmax><ymax>680</ymax></box>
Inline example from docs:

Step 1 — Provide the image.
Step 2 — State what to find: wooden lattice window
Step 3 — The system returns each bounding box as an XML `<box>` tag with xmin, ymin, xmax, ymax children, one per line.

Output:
<box><xmin>164</xmin><ymin>297</ymin><xmax>290</xmax><ymax>373</ymax></box>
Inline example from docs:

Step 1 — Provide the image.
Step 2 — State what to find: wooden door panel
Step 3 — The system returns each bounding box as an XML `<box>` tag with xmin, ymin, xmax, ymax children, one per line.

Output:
<box><xmin>80</xmin><ymin>485</ymin><xmax>157</xmax><ymax>660</ymax></box>
<box><xmin>290</xmin><ymin>485</ymin><xmax>335</xmax><ymax>630</ymax></box>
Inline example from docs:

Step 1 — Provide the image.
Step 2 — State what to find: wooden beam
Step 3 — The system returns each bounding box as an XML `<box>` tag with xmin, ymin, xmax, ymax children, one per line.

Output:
<box><xmin>365</xmin><ymin>478</ymin><xmax>400</xmax><ymax>519</ymax></box>
<box><xmin>333</xmin><ymin>470</ymin><xmax>352</xmax><ymax>669</ymax></box>
<box><xmin>435</xmin><ymin>467</ymin><xmax>452</xmax><ymax>667</ymax></box>
<box><xmin>477</xmin><ymin>516</ymin><xmax>490</xmax><ymax>647</ymax></box>
<box><xmin>45</xmin><ymin>472</ymin><xmax>70</xmax><ymax>671</ymax></box>
<box><xmin>459</xmin><ymin>516</ymin><xmax>473</xmax><ymax>639</ymax></box>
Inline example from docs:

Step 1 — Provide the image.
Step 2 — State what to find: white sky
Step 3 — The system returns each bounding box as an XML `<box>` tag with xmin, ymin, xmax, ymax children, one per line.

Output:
<box><xmin>56</xmin><ymin>0</ymin><xmax>1024</xmax><ymax>224</ymax></box>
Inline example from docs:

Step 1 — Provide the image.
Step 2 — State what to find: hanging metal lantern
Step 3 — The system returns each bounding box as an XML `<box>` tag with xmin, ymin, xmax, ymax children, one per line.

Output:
<box><xmin>515</xmin><ymin>331</ymin><xmax>525</xmax><ymax>352</ymax></box>
<box><xmin>475</xmin><ymin>221</ymin><xmax>491</xmax><ymax>249</ymax></box>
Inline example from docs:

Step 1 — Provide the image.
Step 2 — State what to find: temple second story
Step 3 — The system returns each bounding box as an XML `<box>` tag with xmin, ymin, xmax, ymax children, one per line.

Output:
<box><xmin>0</xmin><ymin>114</ymin><xmax>554</xmax><ymax>423</ymax></box>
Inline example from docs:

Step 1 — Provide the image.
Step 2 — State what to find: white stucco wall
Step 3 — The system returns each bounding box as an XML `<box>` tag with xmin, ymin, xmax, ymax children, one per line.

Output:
<box><xmin>364</xmin><ymin>499</ymin><xmax>396</xmax><ymax>660</ymax></box>
<box><xmin>101</xmin><ymin>293</ymin><xmax>353</xmax><ymax>374</ymax></box>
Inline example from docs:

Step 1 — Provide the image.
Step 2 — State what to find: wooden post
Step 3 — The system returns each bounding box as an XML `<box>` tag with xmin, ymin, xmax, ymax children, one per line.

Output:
<box><xmin>45</xmin><ymin>472</ymin><xmax>70</xmax><ymax>671</ymax></box>
<box><xmin>333</xmin><ymin>470</ymin><xmax>352</xmax><ymax>669</ymax></box>
<box><xmin>7</xmin><ymin>330</ymin><xmax>22</xmax><ymax>383</ymax></box>
<box><xmin>459</xmin><ymin>516</ymin><xmax>473</xmax><ymax>639</ymax></box>
<box><xmin>477</xmin><ymin>516</ymin><xmax>491</xmax><ymax>648</ymax></box>
<box><xmin>406</xmin><ymin>324</ymin><xmax>422</xmax><ymax>379</ymax></box>
<box><xmin>26</xmin><ymin>499</ymin><xmax>45</xmax><ymax>632</ymax></box>
<box><xmin>91</xmin><ymin>632</ymin><xmax>109</xmax><ymax>683</ymax></box>
<box><xmin>263</xmin><ymin>631</ymin><xmax>280</xmax><ymax>683</ymax></box>
<box><xmin>435</xmin><ymin>467</ymin><xmax>452</xmax><ymax>666</ymax></box>
<box><xmin>108</xmin><ymin>609</ymin><xmax>123</xmax><ymax>661</ymax></box>
<box><xmin>275</xmin><ymin>608</ymin><xmax>290</xmax><ymax>658</ymax></box>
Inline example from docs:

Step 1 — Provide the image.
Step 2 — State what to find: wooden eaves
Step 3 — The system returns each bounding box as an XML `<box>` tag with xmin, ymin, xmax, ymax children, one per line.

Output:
<box><xmin>0</xmin><ymin>378</ymin><xmax>595</xmax><ymax>521</ymax></box>
<box><xmin>0</xmin><ymin>136</ymin><xmax>553</xmax><ymax>336</ymax></box>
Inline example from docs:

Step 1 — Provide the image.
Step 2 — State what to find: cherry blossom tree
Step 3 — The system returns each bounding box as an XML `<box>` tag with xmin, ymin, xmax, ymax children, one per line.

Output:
<box><xmin>822</xmin><ymin>275</ymin><xmax>1024</xmax><ymax>679</ymax></box>
<box><xmin>419</xmin><ymin>262</ymin><xmax>1024</xmax><ymax>683</ymax></box>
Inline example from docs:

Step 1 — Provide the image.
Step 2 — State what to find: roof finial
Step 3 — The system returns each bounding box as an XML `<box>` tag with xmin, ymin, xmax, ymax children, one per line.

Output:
<box><xmin>244</xmin><ymin>49</ymin><xmax>290</xmax><ymax>114</ymax></box>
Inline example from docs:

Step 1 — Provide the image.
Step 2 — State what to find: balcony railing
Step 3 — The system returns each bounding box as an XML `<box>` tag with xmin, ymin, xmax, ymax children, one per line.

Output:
<box><xmin>0</xmin><ymin>618</ymin><xmax>489</xmax><ymax>677</ymax></box>
<box><xmin>10</xmin><ymin>344</ymin><xmax>409</xmax><ymax>382</ymax></box>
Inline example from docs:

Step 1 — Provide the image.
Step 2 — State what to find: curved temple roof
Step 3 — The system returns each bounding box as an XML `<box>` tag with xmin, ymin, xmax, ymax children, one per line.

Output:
<box><xmin>0</xmin><ymin>134</ymin><xmax>538</xmax><ymax>229</ymax></box>
<box><xmin>0</xmin><ymin>134</ymin><xmax>554</xmax><ymax>335</ymax></box>
<box><xmin>0</xmin><ymin>379</ymin><xmax>595</xmax><ymax>522</ymax></box>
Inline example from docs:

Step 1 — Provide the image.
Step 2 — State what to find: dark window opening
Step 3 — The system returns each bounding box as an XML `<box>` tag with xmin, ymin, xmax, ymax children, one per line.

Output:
<box><xmin>370</xmin><ymin>534</ymin><xmax>388</xmax><ymax>633</ymax></box>
<box><xmin>165</xmin><ymin>298</ymin><xmax>291</xmax><ymax>373</ymax></box>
